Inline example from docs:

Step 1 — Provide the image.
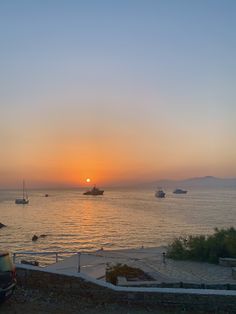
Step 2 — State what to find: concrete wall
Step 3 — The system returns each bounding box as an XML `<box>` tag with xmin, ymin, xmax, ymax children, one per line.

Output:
<box><xmin>117</xmin><ymin>276</ymin><xmax>236</xmax><ymax>290</ymax></box>
<box><xmin>16</xmin><ymin>264</ymin><xmax>236</xmax><ymax>312</ymax></box>
<box><xmin>219</xmin><ymin>258</ymin><xmax>236</xmax><ymax>267</ymax></box>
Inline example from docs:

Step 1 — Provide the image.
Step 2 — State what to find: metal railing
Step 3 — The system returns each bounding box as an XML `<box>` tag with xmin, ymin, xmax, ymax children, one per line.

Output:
<box><xmin>13</xmin><ymin>251</ymin><xmax>81</xmax><ymax>272</ymax></box>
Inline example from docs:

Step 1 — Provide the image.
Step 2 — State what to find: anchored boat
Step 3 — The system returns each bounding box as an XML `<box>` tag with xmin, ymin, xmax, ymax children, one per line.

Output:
<box><xmin>173</xmin><ymin>189</ymin><xmax>187</xmax><ymax>194</ymax></box>
<box><xmin>83</xmin><ymin>186</ymin><xmax>104</xmax><ymax>196</ymax></box>
<box><xmin>15</xmin><ymin>180</ymin><xmax>29</xmax><ymax>204</ymax></box>
<box><xmin>155</xmin><ymin>189</ymin><xmax>166</xmax><ymax>198</ymax></box>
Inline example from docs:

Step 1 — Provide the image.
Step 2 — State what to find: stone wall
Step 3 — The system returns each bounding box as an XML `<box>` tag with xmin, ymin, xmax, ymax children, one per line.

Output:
<box><xmin>16</xmin><ymin>264</ymin><xmax>236</xmax><ymax>312</ymax></box>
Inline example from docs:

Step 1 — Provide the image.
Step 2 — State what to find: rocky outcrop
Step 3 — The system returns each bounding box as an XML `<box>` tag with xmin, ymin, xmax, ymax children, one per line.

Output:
<box><xmin>0</xmin><ymin>222</ymin><xmax>6</xmax><ymax>228</ymax></box>
<box><xmin>32</xmin><ymin>235</ymin><xmax>39</xmax><ymax>241</ymax></box>
<box><xmin>32</xmin><ymin>234</ymin><xmax>47</xmax><ymax>241</ymax></box>
<box><xmin>21</xmin><ymin>260</ymin><xmax>39</xmax><ymax>266</ymax></box>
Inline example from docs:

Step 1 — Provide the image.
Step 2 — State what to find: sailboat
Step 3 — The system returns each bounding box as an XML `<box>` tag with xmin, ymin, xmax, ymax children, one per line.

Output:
<box><xmin>15</xmin><ymin>180</ymin><xmax>29</xmax><ymax>204</ymax></box>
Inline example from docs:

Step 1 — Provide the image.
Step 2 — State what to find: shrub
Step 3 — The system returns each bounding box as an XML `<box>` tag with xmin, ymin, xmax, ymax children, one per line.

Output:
<box><xmin>167</xmin><ymin>227</ymin><xmax>236</xmax><ymax>263</ymax></box>
<box><xmin>106</xmin><ymin>263</ymin><xmax>152</xmax><ymax>285</ymax></box>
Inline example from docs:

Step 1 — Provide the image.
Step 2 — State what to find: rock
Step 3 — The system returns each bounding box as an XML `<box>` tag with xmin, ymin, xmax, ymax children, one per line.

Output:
<box><xmin>21</xmin><ymin>260</ymin><xmax>39</xmax><ymax>266</ymax></box>
<box><xmin>32</xmin><ymin>235</ymin><xmax>38</xmax><ymax>241</ymax></box>
<box><xmin>0</xmin><ymin>222</ymin><xmax>6</xmax><ymax>228</ymax></box>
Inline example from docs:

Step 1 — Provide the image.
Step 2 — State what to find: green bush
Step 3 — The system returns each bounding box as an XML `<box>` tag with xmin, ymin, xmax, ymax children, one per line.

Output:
<box><xmin>167</xmin><ymin>227</ymin><xmax>236</xmax><ymax>263</ymax></box>
<box><xmin>106</xmin><ymin>263</ymin><xmax>152</xmax><ymax>285</ymax></box>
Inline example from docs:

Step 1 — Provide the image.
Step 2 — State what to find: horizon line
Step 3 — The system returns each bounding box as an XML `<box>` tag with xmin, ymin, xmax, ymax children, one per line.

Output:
<box><xmin>1</xmin><ymin>175</ymin><xmax>236</xmax><ymax>190</ymax></box>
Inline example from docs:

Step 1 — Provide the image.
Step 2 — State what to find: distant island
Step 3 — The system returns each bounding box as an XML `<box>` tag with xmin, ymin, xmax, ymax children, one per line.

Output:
<box><xmin>153</xmin><ymin>176</ymin><xmax>236</xmax><ymax>188</ymax></box>
<box><xmin>128</xmin><ymin>176</ymin><xmax>236</xmax><ymax>189</ymax></box>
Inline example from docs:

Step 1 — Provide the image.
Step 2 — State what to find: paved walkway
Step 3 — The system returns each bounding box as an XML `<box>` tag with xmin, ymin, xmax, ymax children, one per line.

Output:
<box><xmin>45</xmin><ymin>246</ymin><xmax>236</xmax><ymax>284</ymax></box>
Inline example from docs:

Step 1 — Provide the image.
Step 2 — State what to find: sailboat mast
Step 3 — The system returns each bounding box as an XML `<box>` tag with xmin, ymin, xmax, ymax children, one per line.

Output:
<box><xmin>23</xmin><ymin>180</ymin><xmax>25</xmax><ymax>199</ymax></box>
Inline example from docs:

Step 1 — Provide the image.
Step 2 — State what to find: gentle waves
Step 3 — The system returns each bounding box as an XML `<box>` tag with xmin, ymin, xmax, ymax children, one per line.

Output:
<box><xmin>0</xmin><ymin>188</ymin><xmax>236</xmax><ymax>254</ymax></box>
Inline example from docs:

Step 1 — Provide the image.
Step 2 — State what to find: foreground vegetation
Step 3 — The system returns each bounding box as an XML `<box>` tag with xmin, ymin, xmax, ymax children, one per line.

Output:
<box><xmin>167</xmin><ymin>227</ymin><xmax>236</xmax><ymax>263</ymax></box>
<box><xmin>106</xmin><ymin>263</ymin><xmax>153</xmax><ymax>285</ymax></box>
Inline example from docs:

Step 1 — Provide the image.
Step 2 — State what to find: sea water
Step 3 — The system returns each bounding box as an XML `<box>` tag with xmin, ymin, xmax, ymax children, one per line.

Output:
<box><xmin>0</xmin><ymin>188</ymin><xmax>236</xmax><ymax>254</ymax></box>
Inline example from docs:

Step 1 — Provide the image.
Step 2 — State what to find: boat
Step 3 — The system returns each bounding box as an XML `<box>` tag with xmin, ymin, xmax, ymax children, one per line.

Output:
<box><xmin>15</xmin><ymin>180</ymin><xmax>29</xmax><ymax>204</ymax></box>
<box><xmin>155</xmin><ymin>189</ymin><xmax>166</xmax><ymax>198</ymax></box>
<box><xmin>173</xmin><ymin>188</ymin><xmax>187</xmax><ymax>194</ymax></box>
<box><xmin>83</xmin><ymin>186</ymin><xmax>104</xmax><ymax>195</ymax></box>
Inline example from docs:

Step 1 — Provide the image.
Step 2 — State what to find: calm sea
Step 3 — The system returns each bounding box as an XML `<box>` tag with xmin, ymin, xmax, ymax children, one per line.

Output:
<box><xmin>0</xmin><ymin>188</ymin><xmax>236</xmax><ymax>254</ymax></box>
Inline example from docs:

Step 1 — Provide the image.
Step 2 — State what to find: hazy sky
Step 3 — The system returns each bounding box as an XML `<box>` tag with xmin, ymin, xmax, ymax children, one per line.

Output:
<box><xmin>1</xmin><ymin>0</ymin><xmax>236</xmax><ymax>187</ymax></box>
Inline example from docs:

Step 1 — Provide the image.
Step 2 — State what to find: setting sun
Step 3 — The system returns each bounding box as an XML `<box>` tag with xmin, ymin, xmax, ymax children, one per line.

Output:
<box><xmin>86</xmin><ymin>178</ymin><xmax>91</xmax><ymax>183</ymax></box>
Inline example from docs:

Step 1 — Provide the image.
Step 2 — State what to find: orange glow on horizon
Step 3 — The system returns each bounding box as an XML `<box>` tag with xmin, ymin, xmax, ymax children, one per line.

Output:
<box><xmin>1</xmin><ymin>113</ymin><xmax>236</xmax><ymax>189</ymax></box>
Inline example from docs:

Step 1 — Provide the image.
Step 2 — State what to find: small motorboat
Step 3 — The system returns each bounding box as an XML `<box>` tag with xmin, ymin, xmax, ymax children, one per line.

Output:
<box><xmin>155</xmin><ymin>190</ymin><xmax>166</xmax><ymax>198</ymax></box>
<box><xmin>173</xmin><ymin>189</ymin><xmax>187</xmax><ymax>194</ymax></box>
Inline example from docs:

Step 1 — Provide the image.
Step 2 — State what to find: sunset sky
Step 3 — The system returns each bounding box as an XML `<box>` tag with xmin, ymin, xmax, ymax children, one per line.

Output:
<box><xmin>1</xmin><ymin>1</ymin><xmax>236</xmax><ymax>188</ymax></box>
